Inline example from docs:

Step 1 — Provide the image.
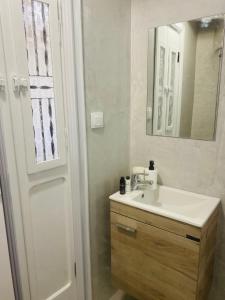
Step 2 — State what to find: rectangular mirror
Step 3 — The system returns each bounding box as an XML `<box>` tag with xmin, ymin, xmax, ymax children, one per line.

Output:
<box><xmin>147</xmin><ymin>15</ymin><xmax>225</xmax><ymax>140</ymax></box>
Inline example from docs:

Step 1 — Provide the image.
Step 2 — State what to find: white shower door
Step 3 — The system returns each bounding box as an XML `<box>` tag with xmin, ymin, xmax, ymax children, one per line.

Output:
<box><xmin>0</xmin><ymin>0</ymin><xmax>80</xmax><ymax>299</ymax></box>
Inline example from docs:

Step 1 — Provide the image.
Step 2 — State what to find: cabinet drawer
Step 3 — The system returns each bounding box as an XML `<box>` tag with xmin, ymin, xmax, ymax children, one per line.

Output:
<box><xmin>111</xmin><ymin>212</ymin><xmax>199</xmax><ymax>300</ymax></box>
<box><xmin>110</xmin><ymin>200</ymin><xmax>201</xmax><ymax>240</ymax></box>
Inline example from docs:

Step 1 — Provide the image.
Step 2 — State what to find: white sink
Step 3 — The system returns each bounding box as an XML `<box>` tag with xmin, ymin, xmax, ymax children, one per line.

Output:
<box><xmin>109</xmin><ymin>185</ymin><xmax>220</xmax><ymax>228</ymax></box>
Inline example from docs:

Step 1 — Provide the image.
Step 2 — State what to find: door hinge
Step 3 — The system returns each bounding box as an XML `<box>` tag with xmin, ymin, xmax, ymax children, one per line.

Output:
<box><xmin>74</xmin><ymin>262</ymin><xmax>77</xmax><ymax>277</ymax></box>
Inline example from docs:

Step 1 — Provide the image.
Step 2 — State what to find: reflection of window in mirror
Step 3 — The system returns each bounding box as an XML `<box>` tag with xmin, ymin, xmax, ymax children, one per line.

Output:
<box><xmin>147</xmin><ymin>15</ymin><xmax>225</xmax><ymax>140</ymax></box>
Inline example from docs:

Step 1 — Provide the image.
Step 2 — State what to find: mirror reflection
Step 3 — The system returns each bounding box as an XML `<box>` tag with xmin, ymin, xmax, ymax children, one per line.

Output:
<box><xmin>147</xmin><ymin>15</ymin><xmax>225</xmax><ymax>140</ymax></box>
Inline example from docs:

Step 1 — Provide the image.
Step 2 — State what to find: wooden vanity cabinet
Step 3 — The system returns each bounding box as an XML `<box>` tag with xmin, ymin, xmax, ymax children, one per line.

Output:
<box><xmin>110</xmin><ymin>200</ymin><xmax>219</xmax><ymax>300</ymax></box>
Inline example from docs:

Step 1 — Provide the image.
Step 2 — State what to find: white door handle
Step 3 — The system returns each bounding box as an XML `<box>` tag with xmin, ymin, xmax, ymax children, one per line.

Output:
<box><xmin>20</xmin><ymin>78</ymin><xmax>28</xmax><ymax>90</ymax></box>
<box><xmin>12</xmin><ymin>76</ymin><xmax>20</xmax><ymax>93</ymax></box>
<box><xmin>12</xmin><ymin>76</ymin><xmax>28</xmax><ymax>93</ymax></box>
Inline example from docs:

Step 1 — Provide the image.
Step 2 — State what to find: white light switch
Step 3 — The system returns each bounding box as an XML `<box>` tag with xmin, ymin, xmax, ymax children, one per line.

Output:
<box><xmin>91</xmin><ymin>112</ymin><xmax>104</xmax><ymax>129</ymax></box>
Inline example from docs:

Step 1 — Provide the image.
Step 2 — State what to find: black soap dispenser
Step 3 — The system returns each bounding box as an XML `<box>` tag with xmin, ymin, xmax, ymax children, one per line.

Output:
<box><xmin>120</xmin><ymin>177</ymin><xmax>126</xmax><ymax>195</ymax></box>
<box><xmin>149</xmin><ymin>160</ymin><xmax>155</xmax><ymax>171</ymax></box>
<box><xmin>147</xmin><ymin>160</ymin><xmax>157</xmax><ymax>190</ymax></box>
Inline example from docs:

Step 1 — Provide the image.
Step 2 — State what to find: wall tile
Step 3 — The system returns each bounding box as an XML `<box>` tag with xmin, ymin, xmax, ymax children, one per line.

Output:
<box><xmin>82</xmin><ymin>0</ymin><xmax>131</xmax><ymax>298</ymax></box>
<box><xmin>130</xmin><ymin>1</ymin><xmax>225</xmax><ymax>299</ymax></box>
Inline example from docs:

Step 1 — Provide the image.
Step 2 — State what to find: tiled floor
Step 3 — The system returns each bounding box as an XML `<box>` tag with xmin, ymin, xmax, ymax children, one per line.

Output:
<box><xmin>110</xmin><ymin>290</ymin><xmax>137</xmax><ymax>300</ymax></box>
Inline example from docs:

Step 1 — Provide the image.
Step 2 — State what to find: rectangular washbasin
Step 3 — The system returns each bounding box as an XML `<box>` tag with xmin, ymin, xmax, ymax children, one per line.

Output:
<box><xmin>109</xmin><ymin>185</ymin><xmax>220</xmax><ymax>227</ymax></box>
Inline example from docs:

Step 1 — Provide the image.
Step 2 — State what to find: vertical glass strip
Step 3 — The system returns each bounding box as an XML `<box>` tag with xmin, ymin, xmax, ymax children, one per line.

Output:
<box><xmin>168</xmin><ymin>52</ymin><xmax>176</xmax><ymax>127</ymax></box>
<box><xmin>23</xmin><ymin>0</ymin><xmax>37</xmax><ymax>75</ymax></box>
<box><xmin>42</xmin><ymin>98</ymin><xmax>53</xmax><ymax>161</ymax></box>
<box><xmin>43</xmin><ymin>3</ymin><xmax>53</xmax><ymax>76</ymax></box>
<box><xmin>49</xmin><ymin>98</ymin><xmax>58</xmax><ymax>158</ymax></box>
<box><xmin>31</xmin><ymin>98</ymin><xmax>44</xmax><ymax>163</ymax></box>
<box><xmin>157</xmin><ymin>46</ymin><xmax>165</xmax><ymax>131</ymax></box>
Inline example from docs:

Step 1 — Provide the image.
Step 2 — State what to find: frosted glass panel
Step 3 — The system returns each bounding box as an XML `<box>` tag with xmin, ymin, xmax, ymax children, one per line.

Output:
<box><xmin>159</xmin><ymin>46</ymin><xmax>165</xmax><ymax>91</ymax></box>
<box><xmin>167</xmin><ymin>52</ymin><xmax>176</xmax><ymax>127</ymax></box>
<box><xmin>22</xmin><ymin>0</ymin><xmax>58</xmax><ymax>163</ymax></box>
<box><xmin>157</xmin><ymin>96</ymin><xmax>163</xmax><ymax>130</ymax></box>
<box><xmin>157</xmin><ymin>46</ymin><xmax>165</xmax><ymax>131</ymax></box>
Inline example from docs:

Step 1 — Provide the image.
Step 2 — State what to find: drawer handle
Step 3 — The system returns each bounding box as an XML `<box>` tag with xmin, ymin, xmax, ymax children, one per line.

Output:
<box><xmin>186</xmin><ymin>234</ymin><xmax>200</xmax><ymax>242</ymax></box>
<box><xmin>116</xmin><ymin>223</ymin><xmax>136</xmax><ymax>234</ymax></box>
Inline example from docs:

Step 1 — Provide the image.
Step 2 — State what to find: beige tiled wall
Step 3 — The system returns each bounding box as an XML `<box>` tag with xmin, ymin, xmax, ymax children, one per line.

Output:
<box><xmin>82</xmin><ymin>0</ymin><xmax>131</xmax><ymax>299</ymax></box>
<box><xmin>130</xmin><ymin>1</ymin><xmax>225</xmax><ymax>299</ymax></box>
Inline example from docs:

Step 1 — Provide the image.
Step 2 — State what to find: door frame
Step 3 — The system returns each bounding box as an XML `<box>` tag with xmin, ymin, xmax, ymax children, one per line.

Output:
<box><xmin>62</xmin><ymin>0</ymin><xmax>92</xmax><ymax>298</ymax></box>
<box><xmin>70</xmin><ymin>0</ymin><xmax>92</xmax><ymax>299</ymax></box>
<box><xmin>174</xmin><ymin>24</ymin><xmax>184</xmax><ymax>137</ymax></box>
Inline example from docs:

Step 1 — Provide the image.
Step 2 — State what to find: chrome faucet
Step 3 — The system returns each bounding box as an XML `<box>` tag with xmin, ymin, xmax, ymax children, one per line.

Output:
<box><xmin>131</xmin><ymin>172</ymin><xmax>154</xmax><ymax>190</ymax></box>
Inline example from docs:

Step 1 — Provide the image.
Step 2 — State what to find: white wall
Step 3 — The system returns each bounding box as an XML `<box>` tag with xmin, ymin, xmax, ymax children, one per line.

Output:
<box><xmin>191</xmin><ymin>24</ymin><xmax>224</xmax><ymax>140</ymax></box>
<box><xmin>82</xmin><ymin>0</ymin><xmax>131</xmax><ymax>298</ymax></box>
<box><xmin>130</xmin><ymin>1</ymin><xmax>225</xmax><ymax>299</ymax></box>
<box><xmin>0</xmin><ymin>192</ymin><xmax>14</xmax><ymax>300</ymax></box>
